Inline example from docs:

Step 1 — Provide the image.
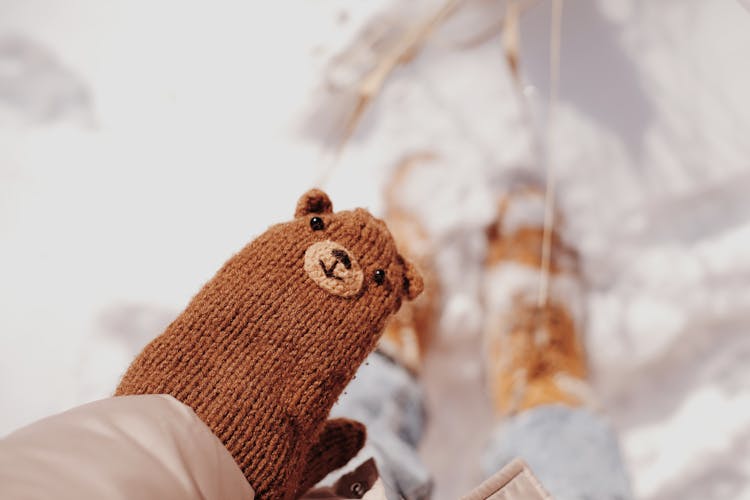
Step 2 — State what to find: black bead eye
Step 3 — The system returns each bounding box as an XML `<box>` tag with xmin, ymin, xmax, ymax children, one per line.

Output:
<box><xmin>310</xmin><ymin>216</ymin><xmax>325</xmax><ymax>231</ymax></box>
<box><xmin>373</xmin><ymin>269</ymin><xmax>385</xmax><ymax>285</ymax></box>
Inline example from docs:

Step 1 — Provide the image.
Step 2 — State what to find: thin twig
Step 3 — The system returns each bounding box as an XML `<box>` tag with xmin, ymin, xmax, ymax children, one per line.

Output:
<box><xmin>339</xmin><ymin>0</ymin><xmax>466</xmax><ymax>152</ymax></box>
<box><xmin>316</xmin><ymin>0</ymin><xmax>466</xmax><ymax>187</ymax></box>
<box><xmin>537</xmin><ymin>0</ymin><xmax>563</xmax><ymax>307</ymax></box>
<box><xmin>503</xmin><ymin>0</ymin><xmax>522</xmax><ymax>78</ymax></box>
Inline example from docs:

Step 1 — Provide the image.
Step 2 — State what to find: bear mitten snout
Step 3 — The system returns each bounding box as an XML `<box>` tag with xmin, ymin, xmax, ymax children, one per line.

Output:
<box><xmin>116</xmin><ymin>188</ymin><xmax>423</xmax><ymax>499</ymax></box>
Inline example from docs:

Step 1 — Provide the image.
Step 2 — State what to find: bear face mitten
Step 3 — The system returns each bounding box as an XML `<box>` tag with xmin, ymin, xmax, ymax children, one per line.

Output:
<box><xmin>115</xmin><ymin>189</ymin><xmax>423</xmax><ymax>500</ymax></box>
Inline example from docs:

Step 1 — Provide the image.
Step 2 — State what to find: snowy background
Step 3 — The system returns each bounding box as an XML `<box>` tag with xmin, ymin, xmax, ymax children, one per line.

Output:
<box><xmin>1</xmin><ymin>1</ymin><xmax>750</xmax><ymax>499</ymax></box>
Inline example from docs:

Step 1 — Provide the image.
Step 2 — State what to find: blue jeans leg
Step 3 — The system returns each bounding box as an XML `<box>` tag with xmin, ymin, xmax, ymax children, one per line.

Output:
<box><xmin>482</xmin><ymin>405</ymin><xmax>633</xmax><ymax>500</ymax></box>
<box><xmin>329</xmin><ymin>352</ymin><xmax>433</xmax><ymax>500</ymax></box>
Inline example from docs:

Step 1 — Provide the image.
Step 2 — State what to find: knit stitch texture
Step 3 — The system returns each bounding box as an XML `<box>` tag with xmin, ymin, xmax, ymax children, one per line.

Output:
<box><xmin>116</xmin><ymin>189</ymin><xmax>423</xmax><ymax>499</ymax></box>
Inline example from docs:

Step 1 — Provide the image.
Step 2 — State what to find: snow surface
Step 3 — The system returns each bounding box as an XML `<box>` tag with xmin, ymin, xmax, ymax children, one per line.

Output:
<box><xmin>1</xmin><ymin>1</ymin><xmax>749</xmax><ymax>499</ymax></box>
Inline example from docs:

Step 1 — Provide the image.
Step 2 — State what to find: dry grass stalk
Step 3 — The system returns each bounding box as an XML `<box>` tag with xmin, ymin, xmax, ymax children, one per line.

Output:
<box><xmin>336</xmin><ymin>0</ymin><xmax>467</xmax><ymax>154</ymax></box>
<box><xmin>502</xmin><ymin>0</ymin><xmax>522</xmax><ymax>79</ymax></box>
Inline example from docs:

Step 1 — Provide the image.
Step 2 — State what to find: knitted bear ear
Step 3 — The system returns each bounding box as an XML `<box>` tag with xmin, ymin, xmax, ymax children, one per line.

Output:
<box><xmin>401</xmin><ymin>258</ymin><xmax>424</xmax><ymax>301</ymax></box>
<box><xmin>296</xmin><ymin>189</ymin><xmax>334</xmax><ymax>218</ymax></box>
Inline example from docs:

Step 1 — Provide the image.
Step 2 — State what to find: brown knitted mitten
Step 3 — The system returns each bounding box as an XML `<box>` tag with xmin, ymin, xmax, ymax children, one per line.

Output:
<box><xmin>115</xmin><ymin>189</ymin><xmax>423</xmax><ymax>499</ymax></box>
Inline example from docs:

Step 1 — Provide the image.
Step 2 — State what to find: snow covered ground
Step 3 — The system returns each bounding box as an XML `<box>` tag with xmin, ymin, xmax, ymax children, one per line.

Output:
<box><xmin>1</xmin><ymin>1</ymin><xmax>749</xmax><ymax>499</ymax></box>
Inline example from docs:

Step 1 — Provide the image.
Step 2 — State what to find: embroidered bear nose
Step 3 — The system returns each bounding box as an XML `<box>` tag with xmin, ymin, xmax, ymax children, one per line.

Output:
<box><xmin>331</xmin><ymin>249</ymin><xmax>352</xmax><ymax>269</ymax></box>
<box><xmin>304</xmin><ymin>240</ymin><xmax>364</xmax><ymax>298</ymax></box>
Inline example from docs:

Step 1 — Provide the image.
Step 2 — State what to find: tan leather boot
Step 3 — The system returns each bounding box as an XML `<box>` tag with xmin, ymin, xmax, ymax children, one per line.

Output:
<box><xmin>482</xmin><ymin>186</ymin><xmax>591</xmax><ymax>416</ymax></box>
<box><xmin>378</xmin><ymin>154</ymin><xmax>441</xmax><ymax>374</ymax></box>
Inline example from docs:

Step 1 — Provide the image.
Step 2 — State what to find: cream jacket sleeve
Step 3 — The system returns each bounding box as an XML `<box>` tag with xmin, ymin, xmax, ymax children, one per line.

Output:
<box><xmin>0</xmin><ymin>395</ymin><xmax>547</xmax><ymax>500</ymax></box>
<box><xmin>0</xmin><ymin>395</ymin><xmax>253</xmax><ymax>500</ymax></box>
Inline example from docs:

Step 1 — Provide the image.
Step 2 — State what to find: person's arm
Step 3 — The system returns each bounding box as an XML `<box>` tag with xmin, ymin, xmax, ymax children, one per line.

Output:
<box><xmin>0</xmin><ymin>394</ymin><xmax>253</xmax><ymax>500</ymax></box>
